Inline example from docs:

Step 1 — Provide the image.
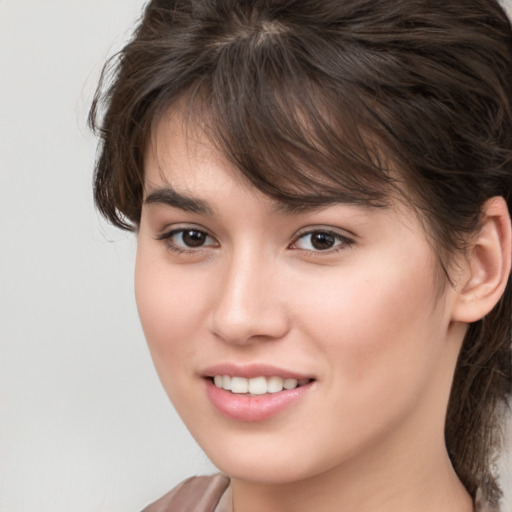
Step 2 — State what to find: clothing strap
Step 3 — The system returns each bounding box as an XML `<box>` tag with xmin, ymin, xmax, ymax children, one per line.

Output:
<box><xmin>142</xmin><ymin>474</ymin><xmax>230</xmax><ymax>512</ymax></box>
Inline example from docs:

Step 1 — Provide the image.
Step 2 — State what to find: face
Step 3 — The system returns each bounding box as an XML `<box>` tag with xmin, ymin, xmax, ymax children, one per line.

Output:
<box><xmin>135</xmin><ymin>110</ymin><xmax>465</xmax><ymax>486</ymax></box>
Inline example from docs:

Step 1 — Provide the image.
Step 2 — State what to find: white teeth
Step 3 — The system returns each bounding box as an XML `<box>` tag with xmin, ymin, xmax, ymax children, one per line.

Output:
<box><xmin>222</xmin><ymin>375</ymin><xmax>231</xmax><ymax>390</ymax></box>
<box><xmin>248</xmin><ymin>376</ymin><xmax>267</xmax><ymax>395</ymax></box>
<box><xmin>231</xmin><ymin>376</ymin><xmax>248</xmax><ymax>393</ymax></box>
<box><xmin>213</xmin><ymin>375</ymin><xmax>308</xmax><ymax>394</ymax></box>
<box><xmin>283</xmin><ymin>378</ymin><xmax>298</xmax><ymax>390</ymax></box>
<box><xmin>267</xmin><ymin>376</ymin><xmax>284</xmax><ymax>393</ymax></box>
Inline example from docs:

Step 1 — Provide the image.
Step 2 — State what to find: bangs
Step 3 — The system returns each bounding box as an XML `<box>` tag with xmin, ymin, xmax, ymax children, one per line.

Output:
<box><xmin>159</xmin><ymin>30</ymin><xmax>397</xmax><ymax>210</ymax></box>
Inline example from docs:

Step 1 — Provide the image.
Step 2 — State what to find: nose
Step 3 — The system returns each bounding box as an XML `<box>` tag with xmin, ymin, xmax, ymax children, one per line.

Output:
<box><xmin>208</xmin><ymin>251</ymin><xmax>290</xmax><ymax>345</ymax></box>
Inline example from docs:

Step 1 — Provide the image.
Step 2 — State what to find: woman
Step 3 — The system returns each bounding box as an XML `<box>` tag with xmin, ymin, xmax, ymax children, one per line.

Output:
<box><xmin>90</xmin><ymin>0</ymin><xmax>512</xmax><ymax>510</ymax></box>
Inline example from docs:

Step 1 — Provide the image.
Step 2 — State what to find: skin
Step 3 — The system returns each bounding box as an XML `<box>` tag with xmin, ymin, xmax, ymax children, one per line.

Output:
<box><xmin>135</xmin><ymin>110</ymin><xmax>478</xmax><ymax>512</ymax></box>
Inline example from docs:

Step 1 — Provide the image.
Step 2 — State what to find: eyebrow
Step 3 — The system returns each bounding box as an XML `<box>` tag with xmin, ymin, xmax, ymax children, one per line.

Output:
<box><xmin>271</xmin><ymin>200</ymin><xmax>346</xmax><ymax>215</ymax></box>
<box><xmin>271</xmin><ymin>197</ymin><xmax>386</xmax><ymax>215</ymax></box>
<box><xmin>144</xmin><ymin>185</ymin><xmax>384</xmax><ymax>216</ymax></box>
<box><xmin>144</xmin><ymin>187</ymin><xmax>214</xmax><ymax>215</ymax></box>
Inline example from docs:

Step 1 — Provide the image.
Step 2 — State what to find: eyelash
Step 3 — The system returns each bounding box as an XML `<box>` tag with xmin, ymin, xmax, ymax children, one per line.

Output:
<box><xmin>290</xmin><ymin>229</ymin><xmax>354</xmax><ymax>255</ymax></box>
<box><xmin>156</xmin><ymin>227</ymin><xmax>218</xmax><ymax>254</ymax></box>
<box><xmin>156</xmin><ymin>227</ymin><xmax>354</xmax><ymax>256</ymax></box>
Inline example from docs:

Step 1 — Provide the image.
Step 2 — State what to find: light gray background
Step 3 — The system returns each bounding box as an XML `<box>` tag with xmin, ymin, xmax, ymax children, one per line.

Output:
<box><xmin>0</xmin><ymin>1</ymin><xmax>510</xmax><ymax>511</ymax></box>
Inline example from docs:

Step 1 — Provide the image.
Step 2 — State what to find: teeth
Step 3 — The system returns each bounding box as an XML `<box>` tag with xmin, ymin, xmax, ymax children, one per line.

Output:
<box><xmin>283</xmin><ymin>378</ymin><xmax>298</xmax><ymax>390</ymax></box>
<box><xmin>267</xmin><ymin>376</ymin><xmax>284</xmax><ymax>393</ymax></box>
<box><xmin>248</xmin><ymin>376</ymin><xmax>267</xmax><ymax>395</ymax></box>
<box><xmin>222</xmin><ymin>375</ymin><xmax>231</xmax><ymax>390</ymax></box>
<box><xmin>231</xmin><ymin>376</ymin><xmax>248</xmax><ymax>393</ymax></box>
<box><xmin>213</xmin><ymin>375</ymin><xmax>308</xmax><ymax>394</ymax></box>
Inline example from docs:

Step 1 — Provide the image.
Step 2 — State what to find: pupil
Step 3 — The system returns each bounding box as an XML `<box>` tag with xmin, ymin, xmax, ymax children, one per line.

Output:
<box><xmin>311</xmin><ymin>232</ymin><xmax>335</xmax><ymax>250</ymax></box>
<box><xmin>182</xmin><ymin>230</ymin><xmax>206</xmax><ymax>247</ymax></box>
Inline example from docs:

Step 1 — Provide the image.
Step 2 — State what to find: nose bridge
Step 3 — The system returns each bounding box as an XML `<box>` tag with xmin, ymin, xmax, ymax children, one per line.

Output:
<box><xmin>210</xmin><ymin>245</ymin><xmax>289</xmax><ymax>344</ymax></box>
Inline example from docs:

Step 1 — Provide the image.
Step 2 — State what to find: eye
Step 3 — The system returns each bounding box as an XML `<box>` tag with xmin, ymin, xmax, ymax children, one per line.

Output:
<box><xmin>291</xmin><ymin>230</ymin><xmax>352</xmax><ymax>252</ymax></box>
<box><xmin>157</xmin><ymin>227</ymin><xmax>217</xmax><ymax>251</ymax></box>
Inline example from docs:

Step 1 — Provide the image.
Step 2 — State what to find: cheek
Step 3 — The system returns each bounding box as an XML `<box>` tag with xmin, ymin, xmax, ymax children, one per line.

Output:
<box><xmin>295</xmin><ymin>253</ymin><xmax>445</xmax><ymax>401</ymax></box>
<box><xmin>134</xmin><ymin>243</ymin><xmax>207</xmax><ymax>366</ymax></box>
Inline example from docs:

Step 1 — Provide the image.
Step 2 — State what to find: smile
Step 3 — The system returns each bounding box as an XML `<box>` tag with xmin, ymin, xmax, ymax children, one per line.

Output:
<box><xmin>213</xmin><ymin>375</ymin><xmax>311</xmax><ymax>395</ymax></box>
<box><xmin>204</xmin><ymin>367</ymin><xmax>315</xmax><ymax>422</ymax></box>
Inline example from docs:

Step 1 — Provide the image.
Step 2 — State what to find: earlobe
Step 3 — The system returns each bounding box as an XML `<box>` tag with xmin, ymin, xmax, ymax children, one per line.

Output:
<box><xmin>451</xmin><ymin>196</ymin><xmax>511</xmax><ymax>323</ymax></box>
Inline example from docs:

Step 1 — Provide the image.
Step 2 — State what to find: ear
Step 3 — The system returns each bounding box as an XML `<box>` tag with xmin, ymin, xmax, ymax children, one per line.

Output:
<box><xmin>451</xmin><ymin>196</ymin><xmax>511</xmax><ymax>323</ymax></box>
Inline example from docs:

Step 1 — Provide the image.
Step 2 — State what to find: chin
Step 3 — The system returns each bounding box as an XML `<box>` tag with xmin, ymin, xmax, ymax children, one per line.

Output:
<box><xmin>215</xmin><ymin>457</ymin><xmax>316</xmax><ymax>485</ymax></box>
<box><xmin>193</xmin><ymin>430</ymin><xmax>348</xmax><ymax>486</ymax></box>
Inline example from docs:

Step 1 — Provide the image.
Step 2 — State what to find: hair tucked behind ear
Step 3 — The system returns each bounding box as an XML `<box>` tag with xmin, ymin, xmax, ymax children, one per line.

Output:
<box><xmin>90</xmin><ymin>0</ymin><xmax>512</xmax><ymax>504</ymax></box>
<box><xmin>446</xmin><ymin>280</ymin><xmax>511</xmax><ymax>507</ymax></box>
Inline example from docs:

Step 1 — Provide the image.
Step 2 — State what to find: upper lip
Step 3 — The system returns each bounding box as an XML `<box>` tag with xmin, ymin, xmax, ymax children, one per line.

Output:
<box><xmin>201</xmin><ymin>363</ymin><xmax>314</xmax><ymax>381</ymax></box>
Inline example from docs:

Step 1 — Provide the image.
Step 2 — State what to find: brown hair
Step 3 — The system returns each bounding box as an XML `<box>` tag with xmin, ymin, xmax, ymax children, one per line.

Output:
<box><xmin>90</xmin><ymin>0</ymin><xmax>512</xmax><ymax>505</ymax></box>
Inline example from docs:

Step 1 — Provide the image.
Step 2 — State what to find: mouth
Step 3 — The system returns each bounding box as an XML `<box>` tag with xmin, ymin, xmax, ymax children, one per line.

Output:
<box><xmin>202</xmin><ymin>365</ymin><xmax>316</xmax><ymax>422</ymax></box>
<box><xmin>211</xmin><ymin>375</ymin><xmax>313</xmax><ymax>395</ymax></box>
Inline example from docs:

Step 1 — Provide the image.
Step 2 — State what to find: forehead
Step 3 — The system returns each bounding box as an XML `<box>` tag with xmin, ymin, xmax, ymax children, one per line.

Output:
<box><xmin>144</xmin><ymin>115</ymin><xmax>313</xmax><ymax>217</ymax></box>
<box><xmin>146</xmin><ymin>108</ymin><xmax>238</xmax><ymax>191</ymax></box>
<box><xmin>144</xmin><ymin>103</ymin><xmax>401</xmax><ymax>215</ymax></box>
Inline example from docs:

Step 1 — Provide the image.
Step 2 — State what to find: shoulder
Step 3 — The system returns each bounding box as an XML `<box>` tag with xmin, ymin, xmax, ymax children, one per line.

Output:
<box><xmin>141</xmin><ymin>474</ymin><xmax>230</xmax><ymax>512</ymax></box>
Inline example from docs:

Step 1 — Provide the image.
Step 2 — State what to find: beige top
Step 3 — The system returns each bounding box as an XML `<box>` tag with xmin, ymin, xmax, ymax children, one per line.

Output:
<box><xmin>142</xmin><ymin>474</ymin><xmax>231</xmax><ymax>512</ymax></box>
<box><xmin>141</xmin><ymin>474</ymin><xmax>498</xmax><ymax>512</ymax></box>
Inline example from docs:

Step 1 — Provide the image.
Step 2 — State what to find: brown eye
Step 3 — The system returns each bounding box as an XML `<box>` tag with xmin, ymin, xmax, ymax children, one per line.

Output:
<box><xmin>158</xmin><ymin>227</ymin><xmax>217</xmax><ymax>251</ymax></box>
<box><xmin>292</xmin><ymin>230</ymin><xmax>352</xmax><ymax>252</ymax></box>
<box><xmin>310</xmin><ymin>232</ymin><xmax>336</xmax><ymax>250</ymax></box>
<box><xmin>181</xmin><ymin>229</ymin><xmax>207</xmax><ymax>247</ymax></box>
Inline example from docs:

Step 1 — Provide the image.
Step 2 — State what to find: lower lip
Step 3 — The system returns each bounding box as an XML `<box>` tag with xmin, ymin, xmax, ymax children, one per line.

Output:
<box><xmin>205</xmin><ymin>379</ymin><xmax>313</xmax><ymax>422</ymax></box>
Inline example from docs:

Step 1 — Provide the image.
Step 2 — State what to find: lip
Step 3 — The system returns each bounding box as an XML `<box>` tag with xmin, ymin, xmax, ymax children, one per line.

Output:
<box><xmin>202</xmin><ymin>364</ymin><xmax>315</xmax><ymax>422</ymax></box>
